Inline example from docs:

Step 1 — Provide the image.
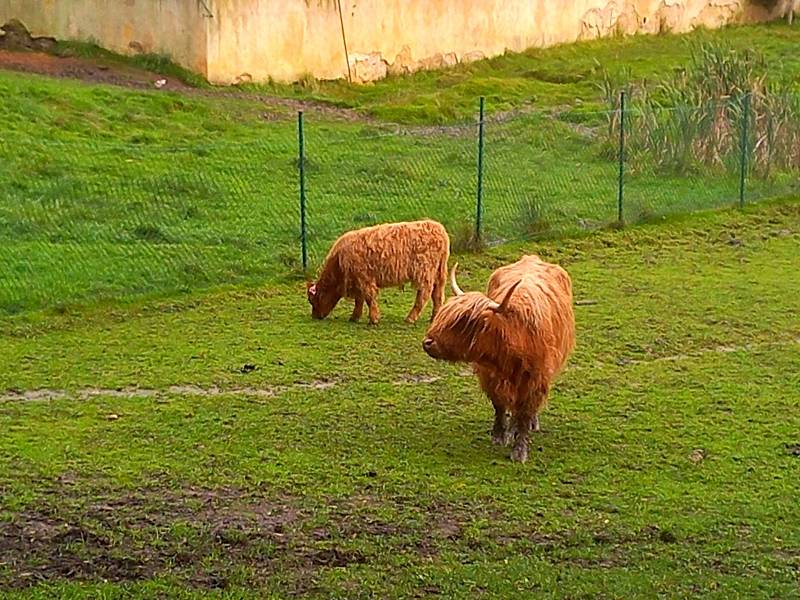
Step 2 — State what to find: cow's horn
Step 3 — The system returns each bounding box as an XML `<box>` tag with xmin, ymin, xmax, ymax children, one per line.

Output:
<box><xmin>450</xmin><ymin>263</ymin><xmax>465</xmax><ymax>297</ymax></box>
<box><xmin>489</xmin><ymin>280</ymin><xmax>522</xmax><ymax>314</ymax></box>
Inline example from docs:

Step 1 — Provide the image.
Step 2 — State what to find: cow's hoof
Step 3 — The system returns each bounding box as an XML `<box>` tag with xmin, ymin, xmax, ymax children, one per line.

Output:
<box><xmin>491</xmin><ymin>434</ymin><xmax>505</xmax><ymax>446</ymax></box>
<box><xmin>510</xmin><ymin>445</ymin><xmax>529</xmax><ymax>463</ymax></box>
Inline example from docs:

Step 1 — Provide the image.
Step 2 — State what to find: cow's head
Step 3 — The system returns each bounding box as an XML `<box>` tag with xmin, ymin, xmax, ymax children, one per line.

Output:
<box><xmin>422</xmin><ymin>264</ymin><xmax>520</xmax><ymax>363</ymax></box>
<box><xmin>306</xmin><ymin>280</ymin><xmax>341</xmax><ymax>320</ymax></box>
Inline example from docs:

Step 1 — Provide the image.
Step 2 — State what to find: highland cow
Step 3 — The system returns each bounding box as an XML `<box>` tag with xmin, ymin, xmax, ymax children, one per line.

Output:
<box><xmin>422</xmin><ymin>256</ymin><xmax>575</xmax><ymax>463</ymax></box>
<box><xmin>307</xmin><ymin>220</ymin><xmax>450</xmax><ymax>325</ymax></box>
<box><xmin>752</xmin><ymin>0</ymin><xmax>799</xmax><ymax>23</ymax></box>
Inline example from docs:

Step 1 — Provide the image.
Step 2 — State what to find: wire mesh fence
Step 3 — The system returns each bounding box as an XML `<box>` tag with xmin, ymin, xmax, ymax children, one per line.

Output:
<box><xmin>1</xmin><ymin>95</ymin><xmax>798</xmax><ymax>316</ymax></box>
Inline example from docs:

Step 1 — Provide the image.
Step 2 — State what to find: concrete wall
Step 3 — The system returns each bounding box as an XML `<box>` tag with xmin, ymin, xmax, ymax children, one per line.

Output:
<box><xmin>0</xmin><ymin>0</ymin><xmax>209</xmax><ymax>74</ymax></box>
<box><xmin>202</xmin><ymin>0</ymin><xmax>779</xmax><ymax>84</ymax></box>
<box><xmin>0</xmin><ymin>0</ymin><xmax>782</xmax><ymax>85</ymax></box>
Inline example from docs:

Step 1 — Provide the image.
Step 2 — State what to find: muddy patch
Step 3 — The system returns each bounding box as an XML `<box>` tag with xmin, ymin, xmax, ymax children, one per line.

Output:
<box><xmin>0</xmin><ymin>485</ymin><xmax>505</xmax><ymax>589</ymax></box>
<box><xmin>0</xmin><ymin>49</ymin><xmax>193</xmax><ymax>92</ymax></box>
<box><xmin>0</xmin><ymin>486</ymin><xmax>299</xmax><ymax>588</ymax></box>
<box><xmin>0</xmin><ymin>47</ymin><xmax>365</xmax><ymax>122</ymax></box>
<box><xmin>1</xmin><ymin>480</ymin><xmax>735</xmax><ymax>589</ymax></box>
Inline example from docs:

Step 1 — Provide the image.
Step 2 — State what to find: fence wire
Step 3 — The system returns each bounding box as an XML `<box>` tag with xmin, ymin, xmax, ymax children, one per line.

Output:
<box><xmin>1</xmin><ymin>99</ymin><xmax>798</xmax><ymax>315</ymax></box>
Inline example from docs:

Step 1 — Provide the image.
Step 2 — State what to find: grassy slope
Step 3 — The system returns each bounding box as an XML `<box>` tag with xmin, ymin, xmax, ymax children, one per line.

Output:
<box><xmin>258</xmin><ymin>23</ymin><xmax>800</xmax><ymax>123</ymax></box>
<box><xmin>32</xmin><ymin>23</ymin><xmax>800</xmax><ymax>124</ymax></box>
<box><xmin>0</xmin><ymin>70</ymin><xmax>300</xmax><ymax>313</ymax></box>
<box><xmin>50</xmin><ymin>40</ymin><xmax>210</xmax><ymax>88</ymax></box>
<box><xmin>4</xmin><ymin>22</ymin><xmax>800</xmax><ymax>315</ymax></box>
<box><xmin>1</xmin><ymin>201</ymin><xmax>799</xmax><ymax>597</ymax></box>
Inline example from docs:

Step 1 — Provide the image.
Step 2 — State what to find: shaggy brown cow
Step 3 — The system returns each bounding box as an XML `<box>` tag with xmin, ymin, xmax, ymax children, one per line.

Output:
<box><xmin>307</xmin><ymin>219</ymin><xmax>450</xmax><ymax>325</ymax></box>
<box><xmin>752</xmin><ymin>0</ymin><xmax>798</xmax><ymax>23</ymax></box>
<box><xmin>422</xmin><ymin>256</ymin><xmax>575</xmax><ymax>463</ymax></box>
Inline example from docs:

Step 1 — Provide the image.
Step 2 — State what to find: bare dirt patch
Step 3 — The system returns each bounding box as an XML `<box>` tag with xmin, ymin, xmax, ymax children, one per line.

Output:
<box><xmin>0</xmin><ymin>46</ymin><xmax>368</xmax><ymax>122</ymax></box>
<box><xmin>1</xmin><ymin>480</ymin><xmax>720</xmax><ymax>589</ymax></box>
<box><xmin>0</xmin><ymin>484</ymin><xmax>507</xmax><ymax>590</ymax></box>
<box><xmin>0</xmin><ymin>49</ymin><xmax>194</xmax><ymax>92</ymax></box>
<box><xmin>0</xmin><ymin>486</ymin><xmax>300</xmax><ymax>588</ymax></box>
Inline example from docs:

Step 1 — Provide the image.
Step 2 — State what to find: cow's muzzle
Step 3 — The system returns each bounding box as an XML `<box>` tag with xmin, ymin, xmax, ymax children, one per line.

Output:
<box><xmin>422</xmin><ymin>337</ymin><xmax>438</xmax><ymax>358</ymax></box>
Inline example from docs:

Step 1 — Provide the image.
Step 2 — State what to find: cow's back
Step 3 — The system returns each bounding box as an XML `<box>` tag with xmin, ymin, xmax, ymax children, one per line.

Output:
<box><xmin>486</xmin><ymin>255</ymin><xmax>575</xmax><ymax>380</ymax></box>
<box><xmin>333</xmin><ymin>220</ymin><xmax>449</xmax><ymax>289</ymax></box>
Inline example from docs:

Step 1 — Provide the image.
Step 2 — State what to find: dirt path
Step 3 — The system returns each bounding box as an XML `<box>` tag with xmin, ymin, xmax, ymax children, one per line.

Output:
<box><xmin>0</xmin><ymin>48</ymin><xmax>371</xmax><ymax>122</ymax></box>
<box><xmin>0</xmin><ymin>49</ymin><xmax>195</xmax><ymax>91</ymax></box>
<box><xmin>2</xmin><ymin>336</ymin><xmax>798</xmax><ymax>404</ymax></box>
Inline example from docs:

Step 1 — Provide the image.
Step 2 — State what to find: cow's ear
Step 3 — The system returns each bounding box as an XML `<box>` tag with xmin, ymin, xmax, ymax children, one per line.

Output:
<box><xmin>307</xmin><ymin>283</ymin><xmax>317</xmax><ymax>297</ymax></box>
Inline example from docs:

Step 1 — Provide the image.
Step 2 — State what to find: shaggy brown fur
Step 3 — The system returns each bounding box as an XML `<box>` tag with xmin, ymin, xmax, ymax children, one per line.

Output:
<box><xmin>422</xmin><ymin>255</ymin><xmax>575</xmax><ymax>463</ymax></box>
<box><xmin>752</xmin><ymin>0</ymin><xmax>799</xmax><ymax>23</ymax></box>
<box><xmin>307</xmin><ymin>220</ymin><xmax>450</xmax><ymax>325</ymax></box>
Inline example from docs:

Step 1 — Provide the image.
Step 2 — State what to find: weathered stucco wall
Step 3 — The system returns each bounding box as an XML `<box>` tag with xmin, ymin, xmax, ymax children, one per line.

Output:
<box><xmin>0</xmin><ymin>0</ymin><xmax>209</xmax><ymax>74</ymax></box>
<box><xmin>203</xmin><ymin>0</ymin><xmax>777</xmax><ymax>84</ymax></box>
<box><xmin>0</xmin><ymin>0</ymin><xmax>785</xmax><ymax>85</ymax></box>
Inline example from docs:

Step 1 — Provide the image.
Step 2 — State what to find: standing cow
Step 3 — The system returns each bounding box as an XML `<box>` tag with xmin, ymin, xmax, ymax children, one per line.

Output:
<box><xmin>422</xmin><ymin>256</ymin><xmax>575</xmax><ymax>463</ymax></box>
<box><xmin>307</xmin><ymin>219</ymin><xmax>450</xmax><ymax>325</ymax></box>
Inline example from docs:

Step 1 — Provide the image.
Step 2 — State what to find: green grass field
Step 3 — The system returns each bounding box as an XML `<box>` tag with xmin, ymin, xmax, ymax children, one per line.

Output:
<box><xmin>1</xmin><ymin>22</ymin><xmax>800</xmax><ymax>597</ymax></box>
<box><xmin>2</xmin><ymin>22</ymin><xmax>800</xmax><ymax>315</ymax></box>
<box><xmin>1</xmin><ymin>201</ymin><xmax>799</xmax><ymax>597</ymax></box>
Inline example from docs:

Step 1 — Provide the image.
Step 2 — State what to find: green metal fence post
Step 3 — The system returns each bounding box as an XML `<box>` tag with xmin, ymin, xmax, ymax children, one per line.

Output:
<box><xmin>617</xmin><ymin>90</ymin><xmax>626</xmax><ymax>224</ymax></box>
<box><xmin>475</xmin><ymin>96</ymin><xmax>486</xmax><ymax>241</ymax></box>
<box><xmin>298</xmin><ymin>111</ymin><xmax>308</xmax><ymax>271</ymax></box>
<box><xmin>739</xmin><ymin>92</ymin><xmax>751</xmax><ymax>209</ymax></box>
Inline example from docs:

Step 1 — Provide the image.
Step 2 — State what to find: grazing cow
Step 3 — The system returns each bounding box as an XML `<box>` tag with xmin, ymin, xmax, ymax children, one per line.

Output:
<box><xmin>422</xmin><ymin>256</ymin><xmax>575</xmax><ymax>463</ymax></box>
<box><xmin>307</xmin><ymin>219</ymin><xmax>450</xmax><ymax>325</ymax></box>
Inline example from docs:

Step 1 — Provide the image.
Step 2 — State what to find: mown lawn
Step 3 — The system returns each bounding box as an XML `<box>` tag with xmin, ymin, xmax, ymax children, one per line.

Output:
<box><xmin>1</xmin><ymin>201</ymin><xmax>798</xmax><ymax>598</ymax></box>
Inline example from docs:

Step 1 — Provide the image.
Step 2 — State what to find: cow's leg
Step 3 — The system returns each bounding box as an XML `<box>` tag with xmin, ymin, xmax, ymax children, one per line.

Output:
<box><xmin>431</xmin><ymin>277</ymin><xmax>445</xmax><ymax>321</ymax></box>
<box><xmin>476</xmin><ymin>366</ymin><xmax>513</xmax><ymax>445</ymax></box>
<box><xmin>492</xmin><ymin>403</ymin><xmax>511</xmax><ymax>446</ymax></box>
<box><xmin>529</xmin><ymin>384</ymin><xmax>548</xmax><ymax>435</ymax></box>
<box><xmin>350</xmin><ymin>293</ymin><xmax>364</xmax><ymax>322</ymax></box>
<box><xmin>510</xmin><ymin>376</ymin><xmax>544</xmax><ymax>463</ymax></box>
<box><xmin>365</xmin><ymin>287</ymin><xmax>380</xmax><ymax>325</ymax></box>
<box><xmin>509</xmin><ymin>403</ymin><xmax>533</xmax><ymax>463</ymax></box>
<box><xmin>507</xmin><ymin>409</ymin><xmax>541</xmax><ymax>440</ymax></box>
<box><xmin>405</xmin><ymin>284</ymin><xmax>432</xmax><ymax>324</ymax></box>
